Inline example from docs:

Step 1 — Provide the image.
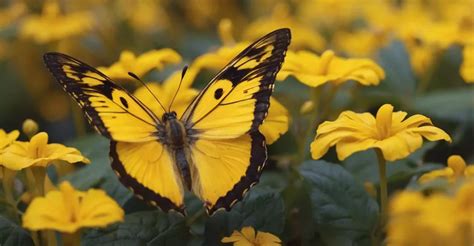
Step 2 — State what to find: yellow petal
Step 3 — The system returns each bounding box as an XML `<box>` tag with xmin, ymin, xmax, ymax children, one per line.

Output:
<box><xmin>255</xmin><ymin>231</ymin><xmax>282</xmax><ymax>245</ymax></box>
<box><xmin>460</xmin><ymin>45</ymin><xmax>474</xmax><ymax>83</ymax></box>
<box><xmin>410</xmin><ymin>126</ymin><xmax>452</xmax><ymax>143</ymax></box>
<box><xmin>447</xmin><ymin>155</ymin><xmax>466</xmax><ymax>176</ymax></box>
<box><xmin>240</xmin><ymin>226</ymin><xmax>256</xmax><ymax>242</ymax></box>
<box><xmin>375</xmin><ymin>104</ymin><xmax>394</xmax><ymax>139</ymax></box>
<box><xmin>0</xmin><ymin>129</ymin><xmax>19</xmax><ymax>150</ymax></box>
<box><xmin>374</xmin><ymin>132</ymin><xmax>422</xmax><ymax>161</ymax></box>
<box><xmin>335</xmin><ymin>138</ymin><xmax>378</xmax><ymax>160</ymax></box>
<box><xmin>418</xmin><ymin>168</ymin><xmax>454</xmax><ymax>184</ymax></box>
<box><xmin>259</xmin><ymin>97</ymin><xmax>289</xmax><ymax>145</ymax></box>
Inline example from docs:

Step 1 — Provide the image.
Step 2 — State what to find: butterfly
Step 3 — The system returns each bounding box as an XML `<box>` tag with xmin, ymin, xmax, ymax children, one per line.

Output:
<box><xmin>43</xmin><ymin>28</ymin><xmax>291</xmax><ymax>215</ymax></box>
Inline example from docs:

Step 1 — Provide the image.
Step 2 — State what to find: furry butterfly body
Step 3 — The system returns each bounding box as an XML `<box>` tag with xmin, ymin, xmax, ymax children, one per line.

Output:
<box><xmin>44</xmin><ymin>28</ymin><xmax>291</xmax><ymax>215</ymax></box>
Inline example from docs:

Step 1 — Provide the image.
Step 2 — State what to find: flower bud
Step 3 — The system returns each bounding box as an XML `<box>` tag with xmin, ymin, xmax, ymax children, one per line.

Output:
<box><xmin>22</xmin><ymin>119</ymin><xmax>39</xmax><ymax>138</ymax></box>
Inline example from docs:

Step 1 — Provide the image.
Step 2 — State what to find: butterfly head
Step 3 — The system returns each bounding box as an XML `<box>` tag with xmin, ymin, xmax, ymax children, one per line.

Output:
<box><xmin>162</xmin><ymin>111</ymin><xmax>178</xmax><ymax>122</ymax></box>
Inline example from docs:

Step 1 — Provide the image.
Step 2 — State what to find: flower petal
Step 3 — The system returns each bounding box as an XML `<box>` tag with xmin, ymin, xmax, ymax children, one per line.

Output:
<box><xmin>410</xmin><ymin>126</ymin><xmax>452</xmax><ymax>143</ymax></box>
<box><xmin>259</xmin><ymin>97</ymin><xmax>289</xmax><ymax>144</ymax></box>
<box><xmin>335</xmin><ymin>138</ymin><xmax>378</xmax><ymax>160</ymax></box>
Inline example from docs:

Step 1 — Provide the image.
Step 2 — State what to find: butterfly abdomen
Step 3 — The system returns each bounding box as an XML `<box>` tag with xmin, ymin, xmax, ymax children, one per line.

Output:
<box><xmin>162</xmin><ymin>112</ymin><xmax>193</xmax><ymax>190</ymax></box>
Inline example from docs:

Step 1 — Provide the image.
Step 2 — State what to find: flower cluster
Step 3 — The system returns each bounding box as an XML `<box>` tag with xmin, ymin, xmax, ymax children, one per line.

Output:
<box><xmin>0</xmin><ymin>121</ymin><xmax>123</xmax><ymax>245</ymax></box>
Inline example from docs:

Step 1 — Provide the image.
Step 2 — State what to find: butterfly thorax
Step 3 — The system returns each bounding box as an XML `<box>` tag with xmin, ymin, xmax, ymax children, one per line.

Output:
<box><xmin>162</xmin><ymin>112</ymin><xmax>187</xmax><ymax>149</ymax></box>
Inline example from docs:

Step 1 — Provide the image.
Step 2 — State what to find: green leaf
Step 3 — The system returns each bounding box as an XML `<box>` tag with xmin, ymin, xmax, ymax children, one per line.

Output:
<box><xmin>376</xmin><ymin>40</ymin><xmax>416</xmax><ymax>98</ymax></box>
<box><xmin>299</xmin><ymin>160</ymin><xmax>379</xmax><ymax>246</ymax></box>
<box><xmin>0</xmin><ymin>216</ymin><xmax>34</xmax><ymax>246</ymax></box>
<box><xmin>204</xmin><ymin>187</ymin><xmax>285</xmax><ymax>245</ymax></box>
<box><xmin>83</xmin><ymin>211</ymin><xmax>188</xmax><ymax>246</ymax></box>
<box><xmin>343</xmin><ymin>143</ymin><xmax>442</xmax><ymax>185</ymax></box>
<box><xmin>64</xmin><ymin>134</ymin><xmax>132</xmax><ymax>205</ymax></box>
<box><xmin>412</xmin><ymin>88</ymin><xmax>474</xmax><ymax>122</ymax></box>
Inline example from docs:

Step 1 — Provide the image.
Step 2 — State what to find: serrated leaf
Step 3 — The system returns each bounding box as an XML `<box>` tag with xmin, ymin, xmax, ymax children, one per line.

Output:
<box><xmin>64</xmin><ymin>134</ymin><xmax>132</xmax><ymax>205</ymax></box>
<box><xmin>412</xmin><ymin>88</ymin><xmax>474</xmax><ymax>122</ymax></box>
<box><xmin>82</xmin><ymin>211</ymin><xmax>187</xmax><ymax>246</ymax></box>
<box><xmin>299</xmin><ymin>160</ymin><xmax>379</xmax><ymax>246</ymax></box>
<box><xmin>0</xmin><ymin>216</ymin><xmax>34</xmax><ymax>246</ymax></box>
<box><xmin>204</xmin><ymin>188</ymin><xmax>285</xmax><ymax>245</ymax></box>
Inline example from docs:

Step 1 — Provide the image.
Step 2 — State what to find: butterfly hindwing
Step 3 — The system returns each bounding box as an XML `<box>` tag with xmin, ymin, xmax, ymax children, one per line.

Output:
<box><xmin>110</xmin><ymin>141</ymin><xmax>185</xmax><ymax>214</ymax></box>
<box><xmin>184</xmin><ymin>28</ymin><xmax>291</xmax><ymax>213</ymax></box>
<box><xmin>190</xmin><ymin>131</ymin><xmax>266</xmax><ymax>214</ymax></box>
<box><xmin>43</xmin><ymin>52</ymin><xmax>160</xmax><ymax>142</ymax></box>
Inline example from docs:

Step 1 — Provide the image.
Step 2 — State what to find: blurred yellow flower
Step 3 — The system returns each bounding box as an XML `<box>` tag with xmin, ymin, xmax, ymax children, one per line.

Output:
<box><xmin>221</xmin><ymin>226</ymin><xmax>281</xmax><ymax>246</ymax></box>
<box><xmin>0</xmin><ymin>2</ymin><xmax>26</xmax><ymax>27</ymax></box>
<box><xmin>117</xmin><ymin>0</ymin><xmax>170</xmax><ymax>34</ymax></box>
<box><xmin>0</xmin><ymin>132</ymin><xmax>89</xmax><ymax>170</ymax></box>
<box><xmin>461</xmin><ymin>45</ymin><xmax>474</xmax><ymax>83</ymax></box>
<box><xmin>20</xmin><ymin>1</ymin><xmax>93</xmax><ymax>44</ymax></box>
<box><xmin>23</xmin><ymin>181</ymin><xmax>124</xmax><ymax>233</ymax></box>
<box><xmin>133</xmin><ymin>68</ymin><xmax>199</xmax><ymax>117</ymax></box>
<box><xmin>388</xmin><ymin>181</ymin><xmax>474</xmax><ymax>246</ymax></box>
<box><xmin>0</xmin><ymin>129</ymin><xmax>19</xmax><ymax>151</ymax></box>
<box><xmin>98</xmin><ymin>49</ymin><xmax>182</xmax><ymax>81</ymax></box>
<box><xmin>244</xmin><ymin>3</ymin><xmax>325</xmax><ymax>51</ymax></box>
<box><xmin>333</xmin><ymin>30</ymin><xmax>388</xmax><ymax>57</ymax></box>
<box><xmin>277</xmin><ymin>50</ymin><xmax>385</xmax><ymax>87</ymax></box>
<box><xmin>192</xmin><ymin>44</ymin><xmax>289</xmax><ymax>144</ymax></box>
<box><xmin>192</xmin><ymin>43</ymin><xmax>250</xmax><ymax>71</ymax></box>
<box><xmin>408</xmin><ymin>44</ymin><xmax>438</xmax><ymax>77</ymax></box>
<box><xmin>311</xmin><ymin>104</ymin><xmax>451</xmax><ymax>161</ymax></box>
<box><xmin>419</xmin><ymin>155</ymin><xmax>474</xmax><ymax>183</ymax></box>
<box><xmin>297</xmin><ymin>0</ymin><xmax>362</xmax><ymax>29</ymax></box>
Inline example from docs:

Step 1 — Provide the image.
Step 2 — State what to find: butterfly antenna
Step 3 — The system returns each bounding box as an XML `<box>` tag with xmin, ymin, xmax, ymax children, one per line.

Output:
<box><xmin>128</xmin><ymin>72</ymin><xmax>167</xmax><ymax>113</ymax></box>
<box><xmin>168</xmin><ymin>65</ymin><xmax>188</xmax><ymax>112</ymax></box>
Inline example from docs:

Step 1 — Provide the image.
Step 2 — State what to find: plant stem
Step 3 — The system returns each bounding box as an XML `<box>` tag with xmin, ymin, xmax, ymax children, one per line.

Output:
<box><xmin>1</xmin><ymin>167</ymin><xmax>17</xmax><ymax>212</ymax></box>
<box><xmin>375</xmin><ymin>149</ymin><xmax>388</xmax><ymax>227</ymax></box>
<box><xmin>297</xmin><ymin>87</ymin><xmax>321</xmax><ymax>163</ymax></box>
<box><xmin>185</xmin><ymin>209</ymin><xmax>206</xmax><ymax>227</ymax></box>
<box><xmin>62</xmin><ymin>231</ymin><xmax>81</xmax><ymax>246</ymax></box>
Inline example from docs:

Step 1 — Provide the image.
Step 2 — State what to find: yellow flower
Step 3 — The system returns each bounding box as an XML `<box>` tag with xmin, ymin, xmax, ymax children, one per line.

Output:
<box><xmin>332</xmin><ymin>30</ymin><xmax>388</xmax><ymax>58</ymax></box>
<box><xmin>192</xmin><ymin>44</ymin><xmax>289</xmax><ymax>144</ymax></box>
<box><xmin>0</xmin><ymin>132</ymin><xmax>89</xmax><ymax>170</ymax></box>
<box><xmin>388</xmin><ymin>181</ymin><xmax>474</xmax><ymax>246</ymax></box>
<box><xmin>0</xmin><ymin>129</ymin><xmax>19</xmax><ymax>151</ymax></box>
<box><xmin>277</xmin><ymin>50</ymin><xmax>385</xmax><ymax>87</ymax></box>
<box><xmin>20</xmin><ymin>1</ymin><xmax>93</xmax><ymax>44</ymax></box>
<box><xmin>116</xmin><ymin>0</ymin><xmax>170</xmax><ymax>34</ymax></box>
<box><xmin>97</xmin><ymin>49</ymin><xmax>182</xmax><ymax>81</ymax></box>
<box><xmin>23</xmin><ymin>181</ymin><xmax>124</xmax><ymax>233</ymax></box>
<box><xmin>419</xmin><ymin>155</ymin><xmax>474</xmax><ymax>183</ymax></box>
<box><xmin>461</xmin><ymin>45</ymin><xmax>474</xmax><ymax>83</ymax></box>
<box><xmin>221</xmin><ymin>226</ymin><xmax>281</xmax><ymax>246</ymax></box>
<box><xmin>311</xmin><ymin>104</ymin><xmax>451</xmax><ymax>161</ymax></box>
<box><xmin>244</xmin><ymin>3</ymin><xmax>325</xmax><ymax>51</ymax></box>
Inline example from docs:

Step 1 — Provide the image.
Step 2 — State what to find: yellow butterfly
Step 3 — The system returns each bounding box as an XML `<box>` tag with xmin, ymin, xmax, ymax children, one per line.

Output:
<box><xmin>44</xmin><ymin>28</ymin><xmax>291</xmax><ymax>215</ymax></box>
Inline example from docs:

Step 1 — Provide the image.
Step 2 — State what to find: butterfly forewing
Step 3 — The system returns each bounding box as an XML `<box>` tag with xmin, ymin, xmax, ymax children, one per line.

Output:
<box><xmin>43</xmin><ymin>53</ymin><xmax>160</xmax><ymax>142</ymax></box>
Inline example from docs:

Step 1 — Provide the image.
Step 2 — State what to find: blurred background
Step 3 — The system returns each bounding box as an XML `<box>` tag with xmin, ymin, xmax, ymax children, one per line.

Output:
<box><xmin>0</xmin><ymin>0</ymin><xmax>472</xmax><ymax>163</ymax></box>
